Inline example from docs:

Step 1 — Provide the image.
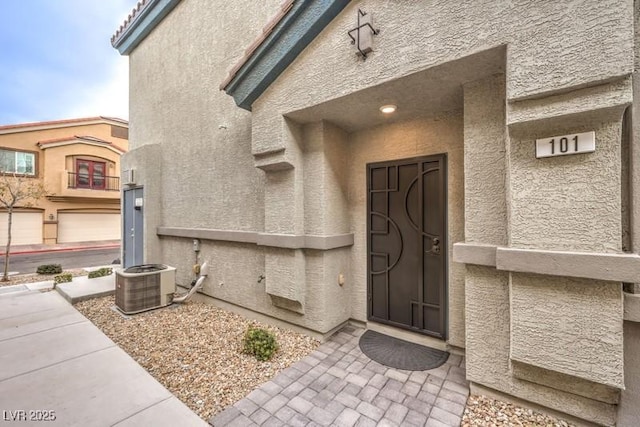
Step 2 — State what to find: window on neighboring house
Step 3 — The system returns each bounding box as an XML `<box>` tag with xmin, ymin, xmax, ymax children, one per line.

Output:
<box><xmin>76</xmin><ymin>159</ymin><xmax>105</xmax><ymax>189</ymax></box>
<box><xmin>0</xmin><ymin>149</ymin><xmax>35</xmax><ymax>175</ymax></box>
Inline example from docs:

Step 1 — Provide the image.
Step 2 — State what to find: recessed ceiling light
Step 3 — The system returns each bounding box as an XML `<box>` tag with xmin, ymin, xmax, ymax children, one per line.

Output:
<box><xmin>380</xmin><ymin>104</ymin><xmax>397</xmax><ymax>114</ymax></box>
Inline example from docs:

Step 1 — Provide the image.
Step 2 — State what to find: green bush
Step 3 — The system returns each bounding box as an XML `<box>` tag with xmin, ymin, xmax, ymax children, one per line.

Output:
<box><xmin>88</xmin><ymin>267</ymin><xmax>113</xmax><ymax>279</ymax></box>
<box><xmin>54</xmin><ymin>273</ymin><xmax>73</xmax><ymax>285</ymax></box>
<box><xmin>37</xmin><ymin>264</ymin><xmax>62</xmax><ymax>275</ymax></box>
<box><xmin>242</xmin><ymin>327</ymin><xmax>278</xmax><ymax>361</ymax></box>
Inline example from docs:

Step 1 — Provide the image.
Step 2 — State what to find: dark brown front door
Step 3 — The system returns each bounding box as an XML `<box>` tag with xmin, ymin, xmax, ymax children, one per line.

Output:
<box><xmin>367</xmin><ymin>154</ymin><xmax>447</xmax><ymax>339</ymax></box>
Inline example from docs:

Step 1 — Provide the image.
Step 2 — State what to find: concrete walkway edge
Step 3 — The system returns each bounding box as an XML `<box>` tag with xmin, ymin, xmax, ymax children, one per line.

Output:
<box><xmin>0</xmin><ymin>289</ymin><xmax>206</xmax><ymax>426</ymax></box>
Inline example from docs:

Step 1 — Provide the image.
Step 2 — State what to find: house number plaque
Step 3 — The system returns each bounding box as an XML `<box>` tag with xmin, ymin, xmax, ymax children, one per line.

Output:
<box><xmin>535</xmin><ymin>131</ymin><xmax>595</xmax><ymax>158</ymax></box>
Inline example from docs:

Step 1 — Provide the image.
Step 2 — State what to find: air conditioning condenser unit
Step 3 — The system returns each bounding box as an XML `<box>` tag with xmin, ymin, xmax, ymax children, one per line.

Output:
<box><xmin>115</xmin><ymin>264</ymin><xmax>176</xmax><ymax>314</ymax></box>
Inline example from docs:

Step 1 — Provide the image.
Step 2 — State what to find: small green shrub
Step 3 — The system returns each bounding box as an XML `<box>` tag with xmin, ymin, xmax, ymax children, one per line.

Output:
<box><xmin>88</xmin><ymin>267</ymin><xmax>113</xmax><ymax>279</ymax></box>
<box><xmin>37</xmin><ymin>264</ymin><xmax>62</xmax><ymax>275</ymax></box>
<box><xmin>54</xmin><ymin>273</ymin><xmax>73</xmax><ymax>285</ymax></box>
<box><xmin>242</xmin><ymin>327</ymin><xmax>278</xmax><ymax>361</ymax></box>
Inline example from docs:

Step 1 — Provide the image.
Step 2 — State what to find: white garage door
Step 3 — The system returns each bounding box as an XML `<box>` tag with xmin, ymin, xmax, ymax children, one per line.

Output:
<box><xmin>58</xmin><ymin>213</ymin><xmax>121</xmax><ymax>243</ymax></box>
<box><xmin>0</xmin><ymin>212</ymin><xmax>43</xmax><ymax>246</ymax></box>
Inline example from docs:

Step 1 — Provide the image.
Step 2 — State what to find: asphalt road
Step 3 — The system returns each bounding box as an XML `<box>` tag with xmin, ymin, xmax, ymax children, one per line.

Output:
<box><xmin>0</xmin><ymin>248</ymin><xmax>121</xmax><ymax>274</ymax></box>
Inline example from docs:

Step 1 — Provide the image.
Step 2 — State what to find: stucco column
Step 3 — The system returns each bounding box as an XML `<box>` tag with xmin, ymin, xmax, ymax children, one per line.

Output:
<box><xmin>259</xmin><ymin>119</ymin><xmax>307</xmax><ymax>313</ymax></box>
<box><xmin>254</xmin><ymin>117</ymin><xmax>353</xmax><ymax>331</ymax></box>
<box><xmin>302</xmin><ymin>121</ymin><xmax>351</xmax><ymax>329</ymax></box>
<box><xmin>619</xmin><ymin>69</ymin><xmax>640</xmax><ymax>425</ymax></box>
<box><xmin>630</xmin><ymin>73</ymin><xmax>640</xmax><ymax>291</ymax></box>
<box><xmin>121</xmin><ymin>143</ymin><xmax>162</xmax><ymax>264</ymax></box>
<box><xmin>255</xmin><ymin>118</ymin><xmax>352</xmax><ymax>332</ymax></box>
<box><xmin>462</xmin><ymin>74</ymin><xmax>511</xmax><ymax>391</ymax></box>
<box><xmin>461</xmin><ymin>71</ymin><xmax>626</xmax><ymax>425</ymax></box>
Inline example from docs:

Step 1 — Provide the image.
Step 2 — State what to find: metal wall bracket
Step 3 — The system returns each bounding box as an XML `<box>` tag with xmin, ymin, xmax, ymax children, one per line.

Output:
<box><xmin>347</xmin><ymin>9</ymin><xmax>379</xmax><ymax>60</ymax></box>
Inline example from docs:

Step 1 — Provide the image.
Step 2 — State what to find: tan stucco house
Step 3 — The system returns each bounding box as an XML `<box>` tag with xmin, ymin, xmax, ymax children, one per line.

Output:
<box><xmin>112</xmin><ymin>1</ymin><xmax>640</xmax><ymax>425</ymax></box>
<box><xmin>0</xmin><ymin>117</ymin><xmax>128</xmax><ymax>246</ymax></box>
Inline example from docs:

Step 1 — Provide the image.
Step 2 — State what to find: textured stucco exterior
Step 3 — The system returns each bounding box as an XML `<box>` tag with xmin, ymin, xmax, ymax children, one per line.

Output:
<box><xmin>121</xmin><ymin>0</ymin><xmax>639</xmax><ymax>424</ymax></box>
<box><xmin>0</xmin><ymin>118</ymin><xmax>128</xmax><ymax>245</ymax></box>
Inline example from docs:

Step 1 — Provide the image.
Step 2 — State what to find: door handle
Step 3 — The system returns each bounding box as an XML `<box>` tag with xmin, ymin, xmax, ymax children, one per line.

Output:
<box><xmin>427</xmin><ymin>237</ymin><xmax>440</xmax><ymax>254</ymax></box>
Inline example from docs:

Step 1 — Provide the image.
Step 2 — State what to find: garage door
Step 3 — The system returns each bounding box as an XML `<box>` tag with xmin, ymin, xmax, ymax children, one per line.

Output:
<box><xmin>0</xmin><ymin>212</ymin><xmax>43</xmax><ymax>246</ymax></box>
<box><xmin>58</xmin><ymin>213</ymin><xmax>121</xmax><ymax>243</ymax></box>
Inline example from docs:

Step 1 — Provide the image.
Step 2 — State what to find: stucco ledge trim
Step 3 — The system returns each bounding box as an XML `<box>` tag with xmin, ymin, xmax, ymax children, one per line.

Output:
<box><xmin>454</xmin><ymin>243</ymin><xmax>640</xmax><ymax>283</ymax></box>
<box><xmin>452</xmin><ymin>242</ymin><xmax>497</xmax><ymax>267</ymax></box>
<box><xmin>156</xmin><ymin>227</ymin><xmax>353</xmax><ymax>250</ymax></box>
<box><xmin>497</xmin><ymin>247</ymin><xmax>640</xmax><ymax>283</ymax></box>
<box><xmin>257</xmin><ymin>233</ymin><xmax>354</xmax><ymax>250</ymax></box>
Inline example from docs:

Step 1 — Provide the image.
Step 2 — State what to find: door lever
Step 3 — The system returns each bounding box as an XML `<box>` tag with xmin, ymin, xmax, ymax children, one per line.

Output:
<box><xmin>428</xmin><ymin>237</ymin><xmax>441</xmax><ymax>254</ymax></box>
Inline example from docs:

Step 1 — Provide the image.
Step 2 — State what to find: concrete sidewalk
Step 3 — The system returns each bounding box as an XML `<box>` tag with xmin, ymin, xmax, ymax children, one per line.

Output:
<box><xmin>0</xmin><ymin>289</ymin><xmax>207</xmax><ymax>426</ymax></box>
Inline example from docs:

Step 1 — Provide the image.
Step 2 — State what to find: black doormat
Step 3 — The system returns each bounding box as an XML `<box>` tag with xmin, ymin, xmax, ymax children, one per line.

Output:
<box><xmin>359</xmin><ymin>330</ymin><xmax>449</xmax><ymax>371</ymax></box>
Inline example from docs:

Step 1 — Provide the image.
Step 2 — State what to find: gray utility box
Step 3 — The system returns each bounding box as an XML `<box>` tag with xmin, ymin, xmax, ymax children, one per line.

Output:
<box><xmin>115</xmin><ymin>264</ymin><xmax>176</xmax><ymax>314</ymax></box>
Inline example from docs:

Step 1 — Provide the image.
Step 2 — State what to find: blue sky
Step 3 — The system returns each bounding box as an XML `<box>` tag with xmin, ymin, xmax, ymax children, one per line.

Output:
<box><xmin>0</xmin><ymin>0</ymin><xmax>133</xmax><ymax>125</ymax></box>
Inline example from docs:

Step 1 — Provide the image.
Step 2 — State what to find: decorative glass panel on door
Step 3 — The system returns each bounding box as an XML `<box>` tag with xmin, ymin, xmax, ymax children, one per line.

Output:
<box><xmin>77</xmin><ymin>161</ymin><xmax>90</xmax><ymax>187</ymax></box>
<box><xmin>93</xmin><ymin>163</ymin><xmax>105</xmax><ymax>189</ymax></box>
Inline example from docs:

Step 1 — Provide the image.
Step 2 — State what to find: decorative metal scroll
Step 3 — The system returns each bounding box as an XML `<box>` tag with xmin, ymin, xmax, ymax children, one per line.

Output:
<box><xmin>347</xmin><ymin>9</ymin><xmax>379</xmax><ymax>59</ymax></box>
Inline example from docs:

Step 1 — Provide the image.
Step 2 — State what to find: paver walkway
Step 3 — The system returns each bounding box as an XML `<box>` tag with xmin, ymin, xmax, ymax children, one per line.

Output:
<box><xmin>211</xmin><ymin>326</ymin><xmax>468</xmax><ymax>426</ymax></box>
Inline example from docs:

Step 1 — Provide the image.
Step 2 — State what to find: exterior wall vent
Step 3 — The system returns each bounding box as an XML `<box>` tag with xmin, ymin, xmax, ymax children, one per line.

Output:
<box><xmin>115</xmin><ymin>264</ymin><xmax>176</xmax><ymax>314</ymax></box>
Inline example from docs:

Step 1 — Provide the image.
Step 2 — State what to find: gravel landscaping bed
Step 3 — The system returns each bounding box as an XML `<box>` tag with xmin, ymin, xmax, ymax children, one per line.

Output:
<box><xmin>74</xmin><ymin>296</ymin><xmax>319</xmax><ymax>421</ymax></box>
<box><xmin>0</xmin><ymin>269</ymin><xmax>87</xmax><ymax>287</ymax></box>
<box><xmin>462</xmin><ymin>394</ymin><xmax>574</xmax><ymax>426</ymax></box>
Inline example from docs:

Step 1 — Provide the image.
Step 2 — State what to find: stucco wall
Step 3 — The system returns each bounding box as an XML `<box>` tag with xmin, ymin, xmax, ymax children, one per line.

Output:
<box><xmin>619</xmin><ymin>321</ymin><xmax>640</xmax><ymax>425</ymax></box>
<box><xmin>127</xmin><ymin>0</ymin><xmax>282</xmax><ymax>282</ymax></box>
<box><xmin>347</xmin><ymin>113</ymin><xmax>465</xmax><ymax>347</ymax></box>
<box><xmin>121</xmin><ymin>143</ymin><xmax>162</xmax><ymax>264</ymax></box>
<box><xmin>125</xmin><ymin>1</ymin><xmax>636</xmax><ymax>422</ymax></box>
<box><xmin>128</xmin><ymin>0</ymin><xmax>282</xmax><ymax>232</ymax></box>
<box><xmin>462</xmin><ymin>73</ymin><xmax>625</xmax><ymax>425</ymax></box>
<box><xmin>45</xmin><ymin>144</ymin><xmax>121</xmax><ymax>196</ymax></box>
<box><xmin>509</xmin><ymin>121</ymin><xmax>623</xmax><ymax>253</ymax></box>
<box><xmin>251</xmin><ymin>0</ymin><xmax>633</xmax><ymax>155</ymax></box>
<box><xmin>0</xmin><ymin>122</ymin><xmax>126</xmax><ymax>191</ymax></box>
<box><xmin>507</xmin><ymin>111</ymin><xmax>625</xmax><ymax>392</ymax></box>
<box><xmin>0</xmin><ymin>121</ymin><xmax>127</xmax><ymax>244</ymax></box>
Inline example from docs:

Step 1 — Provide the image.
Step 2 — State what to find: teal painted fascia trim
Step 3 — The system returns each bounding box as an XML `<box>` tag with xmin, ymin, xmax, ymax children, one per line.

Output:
<box><xmin>112</xmin><ymin>0</ymin><xmax>181</xmax><ymax>55</ymax></box>
<box><xmin>225</xmin><ymin>0</ymin><xmax>351</xmax><ymax>111</ymax></box>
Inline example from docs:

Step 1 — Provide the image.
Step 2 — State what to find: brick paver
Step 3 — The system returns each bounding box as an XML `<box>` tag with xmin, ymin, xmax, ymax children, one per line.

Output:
<box><xmin>210</xmin><ymin>326</ymin><xmax>469</xmax><ymax>426</ymax></box>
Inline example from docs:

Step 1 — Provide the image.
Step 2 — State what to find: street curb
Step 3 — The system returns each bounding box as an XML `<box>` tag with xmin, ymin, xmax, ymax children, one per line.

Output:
<box><xmin>0</xmin><ymin>244</ymin><xmax>120</xmax><ymax>256</ymax></box>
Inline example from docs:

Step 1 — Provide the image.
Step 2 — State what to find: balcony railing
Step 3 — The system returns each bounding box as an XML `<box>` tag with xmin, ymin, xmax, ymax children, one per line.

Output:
<box><xmin>67</xmin><ymin>172</ymin><xmax>120</xmax><ymax>191</ymax></box>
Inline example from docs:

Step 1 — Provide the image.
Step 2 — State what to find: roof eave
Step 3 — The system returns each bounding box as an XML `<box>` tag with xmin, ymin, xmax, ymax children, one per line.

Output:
<box><xmin>0</xmin><ymin>117</ymin><xmax>128</xmax><ymax>135</ymax></box>
<box><xmin>38</xmin><ymin>137</ymin><xmax>127</xmax><ymax>154</ymax></box>
<box><xmin>112</xmin><ymin>0</ymin><xmax>181</xmax><ymax>55</ymax></box>
<box><xmin>222</xmin><ymin>0</ymin><xmax>351</xmax><ymax>111</ymax></box>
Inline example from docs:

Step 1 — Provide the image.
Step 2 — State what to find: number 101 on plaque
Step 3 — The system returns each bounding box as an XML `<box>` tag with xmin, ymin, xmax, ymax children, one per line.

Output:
<box><xmin>535</xmin><ymin>131</ymin><xmax>595</xmax><ymax>158</ymax></box>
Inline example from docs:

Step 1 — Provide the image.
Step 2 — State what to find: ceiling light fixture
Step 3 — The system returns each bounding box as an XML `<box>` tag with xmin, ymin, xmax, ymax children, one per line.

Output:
<box><xmin>380</xmin><ymin>104</ymin><xmax>397</xmax><ymax>114</ymax></box>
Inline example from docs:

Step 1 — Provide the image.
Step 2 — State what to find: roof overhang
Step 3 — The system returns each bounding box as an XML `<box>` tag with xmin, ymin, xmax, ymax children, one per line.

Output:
<box><xmin>0</xmin><ymin>116</ymin><xmax>128</xmax><ymax>135</ymax></box>
<box><xmin>221</xmin><ymin>0</ymin><xmax>351</xmax><ymax>111</ymax></box>
<box><xmin>37</xmin><ymin>136</ymin><xmax>127</xmax><ymax>154</ymax></box>
<box><xmin>112</xmin><ymin>0</ymin><xmax>181</xmax><ymax>55</ymax></box>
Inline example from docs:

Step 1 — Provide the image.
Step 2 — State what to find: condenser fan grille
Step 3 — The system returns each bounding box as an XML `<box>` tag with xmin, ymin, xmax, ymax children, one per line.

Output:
<box><xmin>116</xmin><ymin>271</ymin><xmax>162</xmax><ymax>314</ymax></box>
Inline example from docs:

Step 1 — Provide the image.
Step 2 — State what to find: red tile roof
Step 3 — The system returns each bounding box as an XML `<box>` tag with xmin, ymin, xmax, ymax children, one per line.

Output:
<box><xmin>0</xmin><ymin>116</ymin><xmax>128</xmax><ymax>131</ymax></box>
<box><xmin>111</xmin><ymin>0</ymin><xmax>150</xmax><ymax>45</ymax></box>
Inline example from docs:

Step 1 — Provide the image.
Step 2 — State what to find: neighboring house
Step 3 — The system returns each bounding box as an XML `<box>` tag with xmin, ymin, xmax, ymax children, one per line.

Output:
<box><xmin>0</xmin><ymin>117</ymin><xmax>128</xmax><ymax>246</ymax></box>
<box><xmin>112</xmin><ymin>1</ymin><xmax>640</xmax><ymax>425</ymax></box>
